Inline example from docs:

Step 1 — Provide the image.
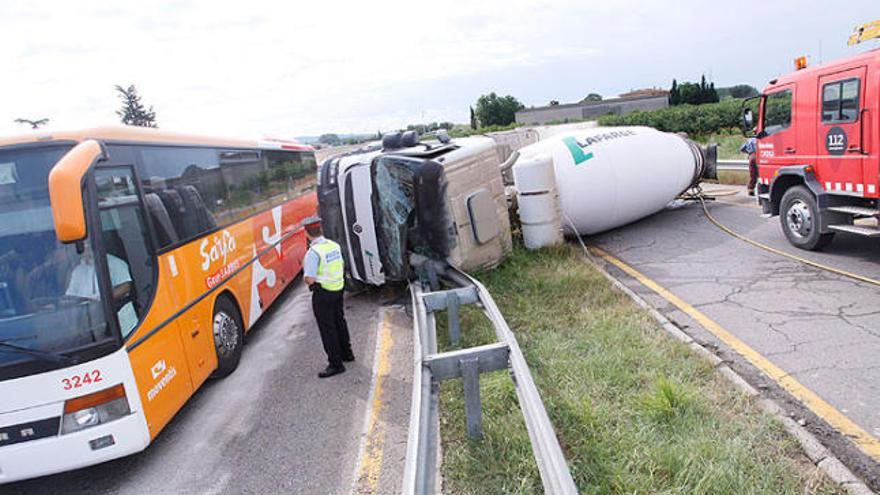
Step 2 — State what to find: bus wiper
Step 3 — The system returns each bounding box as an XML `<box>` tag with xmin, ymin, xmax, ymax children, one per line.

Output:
<box><xmin>0</xmin><ymin>340</ymin><xmax>77</xmax><ymax>365</ymax></box>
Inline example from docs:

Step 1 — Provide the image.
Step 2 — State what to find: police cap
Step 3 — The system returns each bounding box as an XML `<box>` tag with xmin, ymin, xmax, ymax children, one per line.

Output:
<box><xmin>303</xmin><ymin>215</ymin><xmax>322</xmax><ymax>228</ymax></box>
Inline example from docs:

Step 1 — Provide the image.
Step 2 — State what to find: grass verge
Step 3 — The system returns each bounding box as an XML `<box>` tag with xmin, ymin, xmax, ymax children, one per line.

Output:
<box><xmin>714</xmin><ymin>169</ymin><xmax>749</xmax><ymax>186</ymax></box>
<box><xmin>693</xmin><ymin>132</ymin><xmax>747</xmax><ymax>161</ymax></box>
<box><xmin>438</xmin><ymin>244</ymin><xmax>841</xmax><ymax>494</ymax></box>
<box><xmin>697</xmin><ymin>132</ymin><xmax>751</xmax><ymax>186</ymax></box>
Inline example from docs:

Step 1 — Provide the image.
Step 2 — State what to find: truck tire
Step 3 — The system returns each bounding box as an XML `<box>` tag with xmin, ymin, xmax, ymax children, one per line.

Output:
<box><xmin>211</xmin><ymin>296</ymin><xmax>244</xmax><ymax>378</ymax></box>
<box><xmin>779</xmin><ymin>185</ymin><xmax>834</xmax><ymax>251</ymax></box>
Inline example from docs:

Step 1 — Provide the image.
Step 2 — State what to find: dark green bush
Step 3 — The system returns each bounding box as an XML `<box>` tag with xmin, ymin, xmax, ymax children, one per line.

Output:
<box><xmin>598</xmin><ymin>98</ymin><xmax>746</xmax><ymax>135</ymax></box>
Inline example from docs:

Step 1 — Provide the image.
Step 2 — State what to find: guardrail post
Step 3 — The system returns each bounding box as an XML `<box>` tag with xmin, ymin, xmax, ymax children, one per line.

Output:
<box><xmin>447</xmin><ymin>291</ymin><xmax>461</xmax><ymax>346</ymax></box>
<box><xmin>405</xmin><ymin>274</ymin><xmax>578</xmax><ymax>494</ymax></box>
<box><xmin>460</xmin><ymin>357</ymin><xmax>482</xmax><ymax>439</ymax></box>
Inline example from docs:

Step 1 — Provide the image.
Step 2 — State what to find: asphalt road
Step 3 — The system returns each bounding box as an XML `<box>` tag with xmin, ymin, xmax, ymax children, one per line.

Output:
<box><xmin>4</xmin><ymin>282</ymin><xmax>391</xmax><ymax>495</ymax></box>
<box><xmin>591</xmin><ymin>188</ymin><xmax>880</xmax><ymax>482</ymax></box>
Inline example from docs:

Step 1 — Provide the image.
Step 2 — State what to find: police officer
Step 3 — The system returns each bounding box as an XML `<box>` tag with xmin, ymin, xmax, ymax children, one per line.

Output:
<box><xmin>302</xmin><ymin>217</ymin><xmax>353</xmax><ymax>378</ymax></box>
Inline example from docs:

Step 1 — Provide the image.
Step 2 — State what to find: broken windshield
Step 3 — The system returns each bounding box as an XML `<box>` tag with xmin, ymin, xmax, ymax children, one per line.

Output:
<box><xmin>373</xmin><ymin>156</ymin><xmax>454</xmax><ymax>280</ymax></box>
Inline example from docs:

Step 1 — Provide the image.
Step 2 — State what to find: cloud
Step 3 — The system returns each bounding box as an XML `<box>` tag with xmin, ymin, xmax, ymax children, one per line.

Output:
<box><xmin>0</xmin><ymin>0</ymin><xmax>876</xmax><ymax>137</ymax></box>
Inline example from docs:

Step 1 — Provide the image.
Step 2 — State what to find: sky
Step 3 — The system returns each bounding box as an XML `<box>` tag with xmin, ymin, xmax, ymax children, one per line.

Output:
<box><xmin>0</xmin><ymin>1</ymin><xmax>877</xmax><ymax>139</ymax></box>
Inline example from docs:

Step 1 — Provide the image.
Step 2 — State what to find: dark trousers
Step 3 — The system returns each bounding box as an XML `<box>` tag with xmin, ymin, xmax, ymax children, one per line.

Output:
<box><xmin>747</xmin><ymin>154</ymin><xmax>758</xmax><ymax>191</ymax></box>
<box><xmin>311</xmin><ymin>287</ymin><xmax>352</xmax><ymax>367</ymax></box>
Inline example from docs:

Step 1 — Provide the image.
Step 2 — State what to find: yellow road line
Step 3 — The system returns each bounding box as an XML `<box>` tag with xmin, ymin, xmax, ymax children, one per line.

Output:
<box><xmin>590</xmin><ymin>246</ymin><xmax>880</xmax><ymax>462</ymax></box>
<box><xmin>356</xmin><ymin>311</ymin><xmax>394</xmax><ymax>493</ymax></box>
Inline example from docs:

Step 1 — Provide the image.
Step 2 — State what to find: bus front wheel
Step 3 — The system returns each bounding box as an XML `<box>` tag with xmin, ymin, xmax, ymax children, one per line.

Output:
<box><xmin>211</xmin><ymin>296</ymin><xmax>244</xmax><ymax>378</ymax></box>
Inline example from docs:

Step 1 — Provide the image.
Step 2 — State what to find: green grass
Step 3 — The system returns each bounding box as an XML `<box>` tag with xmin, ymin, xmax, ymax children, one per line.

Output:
<box><xmin>437</xmin><ymin>245</ymin><xmax>840</xmax><ymax>495</ymax></box>
<box><xmin>692</xmin><ymin>131</ymin><xmax>749</xmax><ymax>161</ymax></box>
<box><xmin>697</xmin><ymin>131</ymin><xmax>750</xmax><ymax>185</ymax></box>
<box><xmin>714</xmin><ymin>170</ymin><xmax>749</xmax><ymax>186</ymax></box>
<box><xmin>445</xmin><ymin>122</ymin><xmax>524</xmax><ymax>138</ymax></box>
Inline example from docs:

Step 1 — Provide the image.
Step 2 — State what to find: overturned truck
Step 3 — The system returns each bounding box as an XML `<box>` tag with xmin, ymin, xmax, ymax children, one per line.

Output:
<box><xmin>317</xmin><ymin>131</ymin><xmax>512</xmax><ymax>286</ymax></box>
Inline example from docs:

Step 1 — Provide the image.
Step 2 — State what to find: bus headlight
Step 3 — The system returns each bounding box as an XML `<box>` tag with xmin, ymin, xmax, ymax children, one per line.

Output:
<box><xmin>72</xmin><ymin>408</ymin><xmax>101</xmax><ymax>428</ymax></box>
<box><xmin>61</xmin><ymin>384</ymin><xmax>131</xmax><ymax>434</ymax></box>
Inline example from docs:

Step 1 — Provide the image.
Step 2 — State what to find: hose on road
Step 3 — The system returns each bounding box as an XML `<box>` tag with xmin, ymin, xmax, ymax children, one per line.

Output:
<box><xmin>688</xmin><ymin>187</ymin><xmax>880</xmax><ymax>289</ymax></box>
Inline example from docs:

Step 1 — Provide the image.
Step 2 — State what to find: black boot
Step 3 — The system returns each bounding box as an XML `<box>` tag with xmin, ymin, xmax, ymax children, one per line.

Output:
<box><xmin>318</xmin><ymin>364</ymin><xmax>346</xmax><ymax>378</ymax></box>
<box><xmin>343</xmin><ymin>351</ymin><xmax>355</xmax><ymax>362</ymax></box>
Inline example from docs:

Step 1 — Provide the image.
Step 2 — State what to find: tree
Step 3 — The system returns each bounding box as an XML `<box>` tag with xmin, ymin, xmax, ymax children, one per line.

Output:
<box><xmin>319</xmin><ymin>133</ymin><xmax>340</xmax><ymax>145</ymax></box>
<box><xmin>699</xmin><ymin>75</ymin><xmax>708</xmax><ymax>104</ymax></box>
<box><xmin>670</xmin><ymin>76</ymin><xmax>718</xmax><ymax>106</ymax></box>
<box><xmin>115</xmin><ymin>85</ymin><xmax>157</xmax><ymax>127</ymax></box>
<box><xmin>14</xmin><ymin>118</ymin><xmax>49</xmax><ymax>129</ymax></box>
<box><xmin>677</xmin><ymin>82</ymin><xmax>701</xmax><ymax>105</ymax></box>
<box><xmin>474</xmin><ymin>92</ymin><xmax>525</xmax><ymax>127</ymax></box>
<box><xmin>669</xmin><ymin>79</ymin><xmax>680</xmax><ymax>106</ymax></box>
<box><xmin>722</xmin><ymin>84</ymin><xmax>759</xmax><ymax>99</ymax></box>
<box><xmin>469</xmin><ymin>106</ymin><xmax>478</xmax><ymax>130</ymax></box>
<box><xmin>707</xmin><ymin>82</ymin><xmax>719</xmax><ymax>104</ymax></box>
<box><xmin>583</xmin><ymin>93</ymin><xmax>602</xmax><ymax>102</ymax></box>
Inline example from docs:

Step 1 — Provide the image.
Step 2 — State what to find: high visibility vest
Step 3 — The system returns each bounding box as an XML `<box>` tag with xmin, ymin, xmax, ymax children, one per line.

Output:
<box><xmin>311</xmin><ymin>240</ymin><xmax>345</xmax><ymax>291</ymax></box>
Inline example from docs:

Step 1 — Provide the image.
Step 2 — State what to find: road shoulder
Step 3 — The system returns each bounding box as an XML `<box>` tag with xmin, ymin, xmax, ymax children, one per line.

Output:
<box><xmin>588</xmin><ymin>245</ymin><xmax>877</xmax><ymax>494</ymax></box>
<box><xmin>353</xmin><ymin>304</ymin><xmax>414</xmax><ymax>494</ymax></box>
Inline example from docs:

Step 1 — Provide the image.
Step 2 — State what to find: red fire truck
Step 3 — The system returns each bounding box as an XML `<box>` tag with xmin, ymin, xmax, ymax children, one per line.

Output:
<box><xmin>746</xmin><ymin>44</ymin><xmax>880</xmax><ymax>250</ymax></box>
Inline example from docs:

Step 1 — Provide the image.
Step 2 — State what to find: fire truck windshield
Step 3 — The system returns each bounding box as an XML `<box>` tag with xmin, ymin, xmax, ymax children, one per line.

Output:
<box><xmin>0</xmin><ymin>145</ymin><xmax>117</xmax><ymax>381</ymax></box>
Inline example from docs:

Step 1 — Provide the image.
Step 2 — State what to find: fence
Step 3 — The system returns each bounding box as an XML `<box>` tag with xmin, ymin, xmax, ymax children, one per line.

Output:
<box><xmin>401</xmin><ymin>264</ymin><xmax>578</xmax><ymax>494</ymax></box>
<box><xmin>717</xmin><ymin>159</ymin><xmax>748</xmax><ymax>171</ymax></box>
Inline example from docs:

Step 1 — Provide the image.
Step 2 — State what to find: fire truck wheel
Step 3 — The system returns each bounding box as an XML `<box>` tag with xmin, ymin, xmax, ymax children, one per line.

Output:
<box><xmin>211</xmin><ymin>295</ymin><xmax>244</xmax><ymax>378</ymax></box>
<box><xmin>779</xmin><ymin>185</ymin><xmax>834</xmax><ymax>251</ymax></box>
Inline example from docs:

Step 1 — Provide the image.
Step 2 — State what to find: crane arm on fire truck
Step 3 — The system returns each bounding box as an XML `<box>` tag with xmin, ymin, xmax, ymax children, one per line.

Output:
<box><xmin>848</xmin><ymin>20</ymin><xmax>880</xmax><ymax>46</ymax></box>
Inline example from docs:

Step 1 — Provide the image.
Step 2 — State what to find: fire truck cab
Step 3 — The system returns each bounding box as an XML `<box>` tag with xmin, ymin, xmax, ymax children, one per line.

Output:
<box><xmin>749</xmin><ymin>48</ymin><xmax>880</xmax><ymax>250</ymax></box>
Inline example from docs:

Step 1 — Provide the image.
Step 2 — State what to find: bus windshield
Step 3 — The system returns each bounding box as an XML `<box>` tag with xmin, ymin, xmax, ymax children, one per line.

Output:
<box><xmin>0</xmin><ymin>145</ymin><xmax>116</xmax><ymax>381</ymax></box>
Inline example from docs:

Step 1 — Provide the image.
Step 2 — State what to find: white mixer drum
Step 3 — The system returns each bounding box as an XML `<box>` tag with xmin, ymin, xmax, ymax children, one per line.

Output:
<box><xmin>516</xmin><ymin>126</ymin><xmax>707</xmax><ymax>235</ymax></box>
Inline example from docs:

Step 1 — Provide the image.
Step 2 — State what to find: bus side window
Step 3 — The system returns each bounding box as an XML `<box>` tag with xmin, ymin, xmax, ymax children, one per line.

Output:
<box><xmin>265</xmin><ymin>150</ymin><xmax>319</xmax><ymax>199</ymax></box>
<box><xmin>95</xmin><ymin>167</ymin><xmax>156</xmax><ymax>338</ymax></box>
<box><xmin>218</xmin><ymin>150</ymin><xmax>266</xmax><ymax>223</ymax></box>
<box><xmin>138</xmin><ymin>147</ymin><xmax>221</xmax><ymax>247</ymax></box>
<box><xmin>137</xmin><ymin>146</ymin><xmax>319</xmax><ymax>249</ymax></box>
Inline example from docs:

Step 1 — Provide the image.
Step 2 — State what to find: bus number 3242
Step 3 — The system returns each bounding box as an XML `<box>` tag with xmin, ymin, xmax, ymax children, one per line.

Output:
<box><xmin>61</xmin><ymin>370</ymin><xmax>104</xmax><ymax>390</ymax></box>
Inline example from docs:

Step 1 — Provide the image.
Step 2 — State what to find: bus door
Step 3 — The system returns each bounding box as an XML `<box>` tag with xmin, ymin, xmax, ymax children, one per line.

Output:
<box><xmin>93</xmin><ymin>165</ymin><xmax>193</xmax><ymax>437</ymax></box>
<box><xmin>816</xmin><ymin>66</ymin><xmax>868</xmax><ymax>196</ymax></box>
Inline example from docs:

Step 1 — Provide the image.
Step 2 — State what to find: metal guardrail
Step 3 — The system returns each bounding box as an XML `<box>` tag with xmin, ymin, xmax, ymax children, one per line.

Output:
<box><xmin>402</xmin><ymin>265</ymin><xmax>578</xmax><ymax>495</ymax></box>
<box><xmin>717</xmin><ymin>159</ymin><xmax>748</xmax><ymax>171</ymax></box>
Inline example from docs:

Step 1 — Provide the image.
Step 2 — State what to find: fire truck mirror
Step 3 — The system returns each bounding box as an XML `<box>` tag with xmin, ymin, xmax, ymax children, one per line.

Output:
<box><xmin>742</xmin><ymin>109</ymin><xmax>754</xmax><ymax>134</ymax></box>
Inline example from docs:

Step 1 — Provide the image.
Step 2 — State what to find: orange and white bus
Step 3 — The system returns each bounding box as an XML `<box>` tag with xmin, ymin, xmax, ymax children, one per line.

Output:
<box><xmin>0</xmin><ymin>126</ymin><xmax>317</xmax><ymax>483</ymax></box>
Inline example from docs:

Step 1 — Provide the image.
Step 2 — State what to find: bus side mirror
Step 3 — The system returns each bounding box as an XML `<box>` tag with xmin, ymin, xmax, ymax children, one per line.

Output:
<box><xmin>742</xmin><ymin>109</ymin><xmax>754</xmax><ymax>135</ymax></box>
<box><xmin>48</xmin><ymin>140</ymin><xmax>107</xmax><ymax>243</ymax></box>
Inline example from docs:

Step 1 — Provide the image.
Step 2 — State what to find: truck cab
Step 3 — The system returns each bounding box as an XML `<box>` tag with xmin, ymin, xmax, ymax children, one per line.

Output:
<box><xmin>317</xmin><ymin>131</ymin><xmax>512</xmax><ymax>287</ymax></box>
<box><xmin>751</xmin><ymin>48</ymin><xmax>880</xmax><ymax>250</ymax></box>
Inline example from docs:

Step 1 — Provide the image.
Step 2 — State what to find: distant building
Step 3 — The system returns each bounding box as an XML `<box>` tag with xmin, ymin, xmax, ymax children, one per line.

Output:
<box><xmin>515</xmin><ymin>93</ymin><xmax>669</xmax><ymax>126</ymax></box>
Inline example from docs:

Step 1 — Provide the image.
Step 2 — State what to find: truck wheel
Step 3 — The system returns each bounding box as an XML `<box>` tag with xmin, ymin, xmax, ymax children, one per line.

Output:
<box><xmin>211</xmin><ymin>296</ymin><xmax>244</xmax><ymax>378</ymax></box>
<box><xmin>779</xmin><ymin>185</ymin><xmax>834</xmax><ymax>251</ymax></box>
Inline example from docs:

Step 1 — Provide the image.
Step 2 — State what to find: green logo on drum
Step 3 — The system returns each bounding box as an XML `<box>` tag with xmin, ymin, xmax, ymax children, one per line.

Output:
<box><xmin>562</xmin><ymin>136</ymin><xmax>594</xmax><ymax>165</ymax></box>
<box><xmin>563</xmin><ymin>130</ymin><xmax>637</xmax><ymax>165</ymax></box>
